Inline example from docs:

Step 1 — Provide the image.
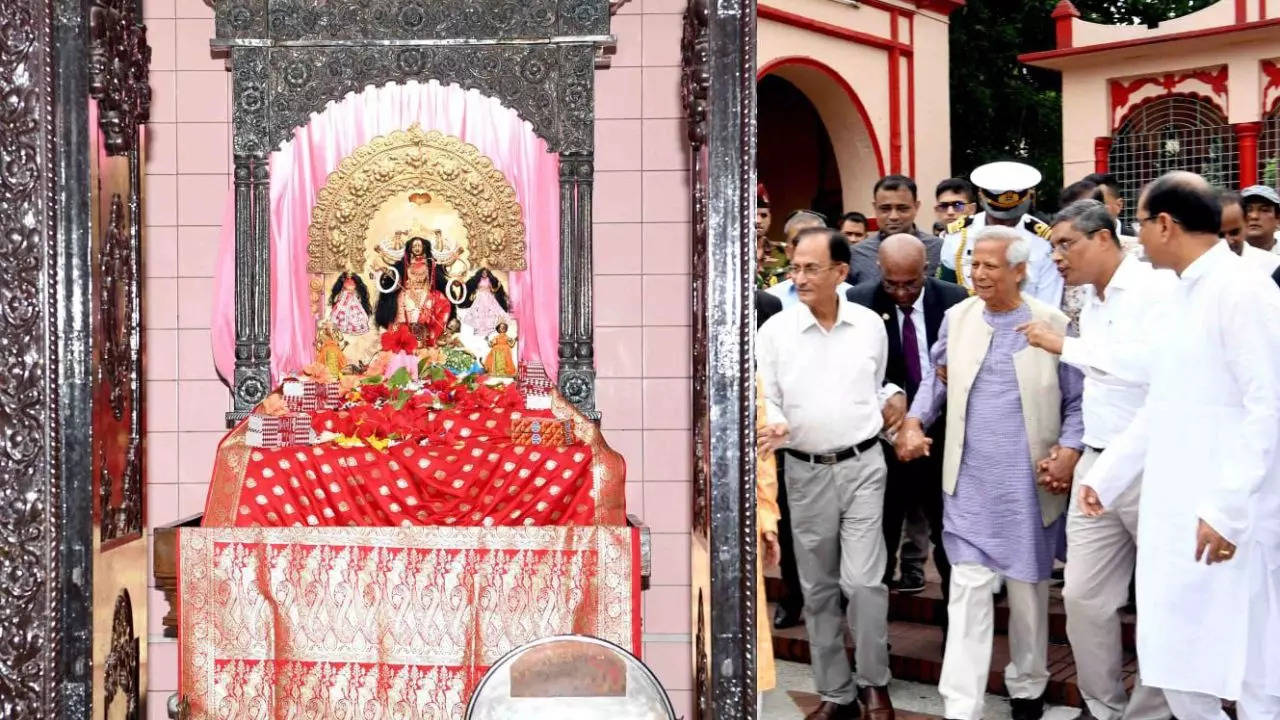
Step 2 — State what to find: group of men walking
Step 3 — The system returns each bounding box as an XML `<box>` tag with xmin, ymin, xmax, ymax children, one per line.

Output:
<box><xmin>754</xmin><ymin>164</ymin><xmax>1280</xmax><ymax>720</ymax></box>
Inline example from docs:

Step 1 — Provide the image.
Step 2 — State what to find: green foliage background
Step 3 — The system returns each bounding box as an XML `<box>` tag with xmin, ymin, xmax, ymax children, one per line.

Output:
<box><xmin>949</xmin><ymin>0</ymin><xmax>1217</xmax><ymax>211</ymax></box>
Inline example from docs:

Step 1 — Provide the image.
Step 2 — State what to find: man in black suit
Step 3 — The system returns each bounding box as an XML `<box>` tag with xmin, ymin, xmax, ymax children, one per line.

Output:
<box><xmin>756</xmin><ymin>289</ymin><xmax>782</xmax><ymax>330</ymax></box>
<box><xmin>846</xmin><ymin>234</ymin><xmax>967</xmax><ymax>615</ymax></box>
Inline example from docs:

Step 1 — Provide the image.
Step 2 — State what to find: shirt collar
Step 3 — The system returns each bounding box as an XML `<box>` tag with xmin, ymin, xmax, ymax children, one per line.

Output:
<box><xmin>1106</xmin><ymin>254</ymin><xmax>1142</xmax><ymax>293</ymax></box>
<box><xmin>796</xmin><ymin>292</ymin><xmax>860</xmax><ymax>332</ymax></box>
<box><xmin>1180</xmin><ymin>241</ymin><xmax>1231</xmax><ymax>284</ymax></box>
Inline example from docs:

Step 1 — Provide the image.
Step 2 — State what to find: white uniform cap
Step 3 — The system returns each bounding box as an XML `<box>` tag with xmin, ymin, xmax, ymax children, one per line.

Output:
<box><xmin>969</xmin><ymin>161</ymin><xmax>1042</xmax><ymax>194</ymax></box>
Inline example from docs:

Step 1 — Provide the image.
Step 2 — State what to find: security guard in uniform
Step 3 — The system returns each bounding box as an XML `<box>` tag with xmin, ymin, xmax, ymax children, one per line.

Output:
<box><xmin>756</xmin><ymin>183</ymin><xmax>787</xmax><ymax>289</ymax></box>
<box><xmin>939</xmin><ymin>162</ymin><xmax>1063</xmax><ymax>308</ymax></box>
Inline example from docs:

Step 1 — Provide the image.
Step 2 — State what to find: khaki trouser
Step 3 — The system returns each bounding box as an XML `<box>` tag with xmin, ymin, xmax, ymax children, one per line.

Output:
<box><xmin>784</xmin><ymin>445</ymin><xmax>891</xmax><ymax>703</ymax></box>
<box><xmin>1064</xmin><ymin>448</ymin><xmax>1169</xmax><ymax>720</ymax></box>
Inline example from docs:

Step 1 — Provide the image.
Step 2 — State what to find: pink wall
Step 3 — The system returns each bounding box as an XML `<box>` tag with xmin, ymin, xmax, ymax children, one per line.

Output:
<box><xmin>140</xmin><ymin>0</ymin><xmax>694</xmax><ymax>716</ymax></box>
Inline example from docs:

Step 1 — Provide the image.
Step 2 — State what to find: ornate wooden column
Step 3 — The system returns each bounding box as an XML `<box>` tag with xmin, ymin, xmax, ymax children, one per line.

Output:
<box><xmin>227</xmin><ymin>44</ymin><xmax>273</xmax><ymax>422</ymax></box>
<box><xmin>685</xmin><ymin>0</ymin><xmax>757</xmax><ymax>714</ymax></box>
<box><xmin>558</xmin><ymin>152</ymin><xmax>598</xmax><ymax>417</ymax></box>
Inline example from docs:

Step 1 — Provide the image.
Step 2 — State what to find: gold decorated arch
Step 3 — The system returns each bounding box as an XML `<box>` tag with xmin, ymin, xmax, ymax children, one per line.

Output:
<box><xmin>307</xmin><ymin>124</ymin><xmax>526</xmax><ymax>273</ymax></box>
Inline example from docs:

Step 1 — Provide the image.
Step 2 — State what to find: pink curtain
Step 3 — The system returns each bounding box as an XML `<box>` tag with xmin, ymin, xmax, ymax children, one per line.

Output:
<box><xmin>211</xmin><ymin>80</ymin><xmax>561</xmax><ymax>387</ymax></box>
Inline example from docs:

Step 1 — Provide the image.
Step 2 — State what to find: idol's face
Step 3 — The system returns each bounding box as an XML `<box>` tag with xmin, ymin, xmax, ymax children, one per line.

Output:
<box><xmin>408</xmin><ymin>238</ymin><xmax>426</xmax><ymax>257</ymax></box>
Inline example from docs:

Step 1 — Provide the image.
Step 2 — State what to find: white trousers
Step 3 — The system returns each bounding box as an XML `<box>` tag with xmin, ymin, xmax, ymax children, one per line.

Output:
<box><xmin>939</xmin><ymin>563</ymin><xmax>1049</xmax><ymax>720</ymax></box>
<box><xmin>1164</xmin><ymin>687</ymin><xmax>1280</xmax><ymax>720</ymax></box>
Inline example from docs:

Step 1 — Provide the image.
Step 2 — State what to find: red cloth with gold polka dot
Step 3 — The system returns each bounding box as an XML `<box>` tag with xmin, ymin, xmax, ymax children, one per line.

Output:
<box><xmin>232</xmin><ymin>406</ymin><xmax>595</xmax><ymax>528</ymax></box>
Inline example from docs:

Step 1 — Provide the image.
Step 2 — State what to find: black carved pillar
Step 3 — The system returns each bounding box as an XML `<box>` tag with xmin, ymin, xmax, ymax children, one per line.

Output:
<box><xmin>229</xmin><ymin>153</ymin><xmax>270</xmax><ymax>421</ymax></box>
<box><xmin>557</xmin><ymin>153</ymin><xmax>598</xmax><ymax>419</ymax></box>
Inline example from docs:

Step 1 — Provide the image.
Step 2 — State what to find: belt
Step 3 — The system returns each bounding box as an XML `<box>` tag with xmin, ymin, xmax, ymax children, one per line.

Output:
<box><xmin>783</xmin><ymin>436</ymin><xmax>879</xmax><ymax>465</ymax></box>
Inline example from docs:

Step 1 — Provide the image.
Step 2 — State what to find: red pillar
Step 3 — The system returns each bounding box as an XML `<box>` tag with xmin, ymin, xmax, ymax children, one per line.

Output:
<box><xmin>1093</xmin><ymin>137</ymin><xmax>1112</xmax><ymax>174</ymax></box>
<box><xmin>1052</xmin><ymin>1</ymin><xmax>1081</xmax><ymax>49</ymax></box>
<box><xmin>1235</xmin><ymin>122</ymin><xmax>1263</xmax><ymax>188</ymax></box>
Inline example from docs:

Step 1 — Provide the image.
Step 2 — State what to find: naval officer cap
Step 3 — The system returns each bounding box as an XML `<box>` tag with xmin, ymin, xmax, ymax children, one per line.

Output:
<box><xmin>970</xmin><ymin>161</ymin><xmax>1042</xmax><ymax>220</ymax></box>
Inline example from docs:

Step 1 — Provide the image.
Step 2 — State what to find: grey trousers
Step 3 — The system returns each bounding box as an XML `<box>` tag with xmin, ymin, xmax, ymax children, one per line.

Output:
<box><xmin>1064</xmin><ymin>448</ymin><xmax>1170</xmax><ymax>720</ymax></box>
<box><xmin>784</xmin><ymin>445</ymin><xmax>891</xmax><ymax>703</ymax></box>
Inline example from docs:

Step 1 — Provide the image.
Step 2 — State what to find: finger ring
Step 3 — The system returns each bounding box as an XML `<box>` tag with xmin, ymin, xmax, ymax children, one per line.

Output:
<box><xmin>1218</xmin><ymin>549</ymin><xmax>1233</xmax><ymax>557</ymax></box>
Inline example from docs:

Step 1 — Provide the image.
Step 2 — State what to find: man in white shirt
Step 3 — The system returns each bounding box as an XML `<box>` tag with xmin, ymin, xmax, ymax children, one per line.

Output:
<box><xmin>1080</xmin><ymin>173</ymin><xmax>1280</xmax><ymax>720</ymax></box>
<box><xmin>768</xmin><ymin>210</ymin><xmax>852</xmax><ymax>308</ymax></box>
<box><xmin>758</xmin><ymin>227</ymin><xmax>906</xmax><ymax>720</ymax></box>
<box><xmin>1219</xmin><ymin>190</ymin><xmax>1280</xmax><ymax>276</ymax></box>
<box><xmin>1019</xmin><ymin>199</ymin><xmax>1174</xmax><ymax>720</ymax></box>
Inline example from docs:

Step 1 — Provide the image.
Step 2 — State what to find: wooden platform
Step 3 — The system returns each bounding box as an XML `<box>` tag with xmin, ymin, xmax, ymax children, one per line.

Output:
<box><xmin>767</xmin><ymin>577</ymin><xmax>1138</xmax><ymax>708</ymax></box>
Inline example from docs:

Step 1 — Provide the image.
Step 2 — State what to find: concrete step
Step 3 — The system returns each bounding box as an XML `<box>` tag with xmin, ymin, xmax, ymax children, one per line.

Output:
<box><xmin>769</xmin><ymin>606</ymin><xmax>1140</xmax><ymax>709</ymax></box>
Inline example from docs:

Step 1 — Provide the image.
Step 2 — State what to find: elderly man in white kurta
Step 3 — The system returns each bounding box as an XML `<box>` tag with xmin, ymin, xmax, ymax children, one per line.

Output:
<box><xmin>1080</xmin><ymin>172</ymin><xmax>1280</xmax><ymax>720</ymax></box>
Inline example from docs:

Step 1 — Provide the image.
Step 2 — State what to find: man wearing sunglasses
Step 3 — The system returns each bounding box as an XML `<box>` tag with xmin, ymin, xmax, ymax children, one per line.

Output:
<box><xmin>934</xmin><ymin>178</ymin><xmax>976</xmax><ymax>231</ymax></box>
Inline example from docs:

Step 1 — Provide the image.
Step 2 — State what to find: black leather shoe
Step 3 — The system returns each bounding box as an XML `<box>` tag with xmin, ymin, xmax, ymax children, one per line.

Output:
<box><xmin>773</xmin><ymin>604</ymin><xmax>803</xmax><ymax>629</ymax></box>
<box><xmin>1010</xmin><ymin>696</ymin><xmax>1045</xmax><ymax>720</ymax></box>
<box><xmin>891</xmin><ymin>571</ymin><xmax>925</xmax><ymax>594</ymax></box>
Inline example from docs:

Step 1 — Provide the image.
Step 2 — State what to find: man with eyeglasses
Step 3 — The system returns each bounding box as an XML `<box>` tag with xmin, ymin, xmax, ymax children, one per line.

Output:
<box><xmin>847</xmin><ymin>234</ymin><xmax>968</xmax><ymax>602</ymax></box>
<box><xmin>758</xmin><ymin>227</ymin><xmax>906</xmax><ymax>720</ymax></box>
<box><xmin>1076</xmin><ymin>172</ymin><xmax>1280</xmax><ymax>720</ymax></box>
<box><xmin>1018</xmin><ymin>199</ymin><xmax>1175</xmax><ymax>720</ymax></box>
<box><xmin>767</xmin><ymin>210</ymin><xmax>852</xmax><ymax>309</ymax></box>
<box><xmin>846</xmin><ymin>175</ymin><xmax>943</xmax><ymax>286</ymax></box>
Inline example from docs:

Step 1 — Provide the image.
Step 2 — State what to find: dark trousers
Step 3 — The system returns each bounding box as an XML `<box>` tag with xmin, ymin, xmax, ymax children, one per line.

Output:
<box><xmin>775</xmin><ymin>451</ymin><xmax>805</xmax><ymax>614</ymax></box>
<box><xmin>881</xmin><ymin>443</ymin><xmax>951</xmax><ymax>625</ymax></box>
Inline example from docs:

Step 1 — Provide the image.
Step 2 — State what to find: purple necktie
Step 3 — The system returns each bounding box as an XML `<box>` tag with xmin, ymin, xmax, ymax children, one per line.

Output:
<box><xmin>901</xmin><ymin>306</ymin><xmax>922</xmax><ymax>390</ymax></box>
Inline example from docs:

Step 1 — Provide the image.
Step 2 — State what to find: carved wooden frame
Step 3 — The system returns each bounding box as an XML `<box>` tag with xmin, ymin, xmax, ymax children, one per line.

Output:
<box><xmin>1</xmin><ymin>0</ymin><xmax>150</xmax><ymax>711</ymax></box>
<box><xmin>216</xmin><ymin>0</ymin><xmax>613</xmax><ymax>422</ymax></box>
<box><xmin>683</xmin><ymin>0</ymin><xmax>757</xmax><ymax>715</ymax></box>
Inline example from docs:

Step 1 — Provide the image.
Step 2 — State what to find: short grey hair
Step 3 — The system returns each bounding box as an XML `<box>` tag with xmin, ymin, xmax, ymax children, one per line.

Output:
<box><xmin>1053</xmin><ymin>199</ymin><xmax>1119</xmax><ymax>247</ymax></box>
<box><xmin>974</xmin><ymin>226</ymin><xmax>1029</xmax><ymax>267</ymax></box>
<box><xmin>784</xmin><ymin>210</ymin><xmax>827</xmax><ymax>240</ymax></box>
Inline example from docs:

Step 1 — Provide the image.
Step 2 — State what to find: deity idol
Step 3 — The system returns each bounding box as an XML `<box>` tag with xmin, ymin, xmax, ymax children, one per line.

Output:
<box><xmin>374</xmin><ymin>236</ymin><xmax>452</xmax><ymax>345</ymax></box>
<box><xmin>327</xmin><ymin>271</ymin><xmax>372</xmax><ymax>335</ymax></box>
<box><xmin>482</xmin><ymin>321</ymin><xmax>517</xmax><ymax>377</ymax></box>
<box><xmin>459</xmin><ymin>267</ymin><xmax>510</xmax><ymax>338</ymax></box>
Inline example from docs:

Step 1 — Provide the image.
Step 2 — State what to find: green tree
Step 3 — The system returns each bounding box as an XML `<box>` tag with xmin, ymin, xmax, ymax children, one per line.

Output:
<box><xmin>948</xmin><ymin>0</ymin><xmax>1216</xmax><ymax>211</ymax></box>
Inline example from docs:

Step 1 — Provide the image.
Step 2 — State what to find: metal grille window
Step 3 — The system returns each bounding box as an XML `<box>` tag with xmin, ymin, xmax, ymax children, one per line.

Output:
<box><xmin>1259</xmin><ymin>106</ymin><xmax>1280</xmax><ymax>188</ymax></box>
<box><xmin>1108</xmin><ymin>96</ymin><xmax>1237</xmax><ymax>227</ymax></box>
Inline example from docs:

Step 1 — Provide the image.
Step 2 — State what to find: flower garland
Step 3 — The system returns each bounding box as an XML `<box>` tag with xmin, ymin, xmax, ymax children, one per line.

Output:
<box><xmin>310</xmin><ymin>363</ymin><xmax>524</xmax><ymax>448</ymax></box>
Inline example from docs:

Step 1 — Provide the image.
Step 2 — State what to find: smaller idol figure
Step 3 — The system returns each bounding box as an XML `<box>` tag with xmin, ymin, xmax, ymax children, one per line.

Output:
<box><xmin>483</xmin><ymin>321</ymin><xmax>517</xmax><ymax>377</ymax></box>
<box><xmin>375</xmin><ymin>236</ymin><xmax>452</xmax><ymax>346</ymax></box>
<box><xmin>328</xmin><ymin>271</ymin><xmax>372</xmax><ymax>336</ymax></box>
<box><xmin>459</xmin><ymin>267</ymin><xmax>511</xmax><ymax>338</ymax></box>
<box><xmin>314</xmin><ymin>324</ymin><xmax>347</xmax><ymax>378</ymax></box>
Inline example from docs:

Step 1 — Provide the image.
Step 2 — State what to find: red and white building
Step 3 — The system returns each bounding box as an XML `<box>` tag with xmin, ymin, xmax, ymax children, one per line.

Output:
<box><xmin>1022</xmin><ymin>0</ymin><xmax>1280</xmax><ymax>223</ymax></box>
<box><xmin>757</xmin><ymin>0</ymin><xmax>963</xmax><ymax>232</ymax></box>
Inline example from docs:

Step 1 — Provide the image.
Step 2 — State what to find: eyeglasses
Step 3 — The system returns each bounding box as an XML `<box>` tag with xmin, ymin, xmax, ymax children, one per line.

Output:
<box><xmin>786</xmin><ymin>263</ymin><xmax>838</xmax><ymax>277</ymax></box>
<box><xmin>934</xmin><ymin>201</ymin><xmax>968</xmax><ymax>212</ymax></box>
<box><xmin>1132</xmin><ymin>214</ymin><xmax>1179</xmax><ymax>234</ymax></box>
<box><xmin>1050</xmin><ymin>229</ymin><xmax>1099</xmax><ymax>253</ymax></box>
<box><xmin>881</xmin><ymin>277</ymin><xmax>924</xmax><ymax>293</ymax></box>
